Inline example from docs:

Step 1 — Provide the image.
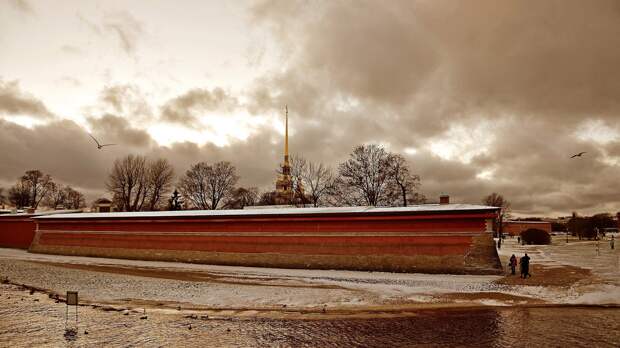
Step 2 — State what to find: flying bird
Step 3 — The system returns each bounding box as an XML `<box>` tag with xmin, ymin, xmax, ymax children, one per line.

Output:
<box><xmin>570</xmin><ymin>151</ymin><xmax>587</xmax><ymax>158</ymax></box>
<box><xmin>88</xmin><ymin>134</ymin><xmax>116</xmax><ymax>150</ymax></box>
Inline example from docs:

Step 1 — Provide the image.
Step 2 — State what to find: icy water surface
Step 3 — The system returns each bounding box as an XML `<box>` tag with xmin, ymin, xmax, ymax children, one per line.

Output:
<box><xmin>1</xmin><ymin>285</ymin><xmax>618</xmax><ymax>348</ymax></box>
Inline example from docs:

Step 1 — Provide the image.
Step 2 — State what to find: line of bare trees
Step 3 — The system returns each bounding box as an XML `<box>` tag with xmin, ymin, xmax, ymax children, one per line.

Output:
<box><xmin>3</xmin><ymin>170</ymin><xmax>86</xmax><ymax>210</ymax></box>
<box><xmin>103</xmin><ymin>143</ymin><xmax>424</xmax><ymax>212</ymax></box>
<box><xmin>259</xmin><ymin>144</ymin><xmax>424</xmax><ymax>208</ymax></box>
<box><xmin>106</xmin><ymin>156</ymin><xmax>253</xmax><ymax>211</ymax></box>
<box><xmin>2</xmin><ymin>144</ymin><xmax>421</xmax><ymax>212</ymax></box>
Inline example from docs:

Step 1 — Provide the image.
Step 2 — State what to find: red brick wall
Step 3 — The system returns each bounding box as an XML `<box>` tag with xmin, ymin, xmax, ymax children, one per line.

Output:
<box><xmin>34</xmin><ymin>214</ymin><xmax>491</xmax><ymax>258</ymax></box>
<box><xmin>0</xmin><ymin>217</ymin><xmax>37</xmax><ymax>249</ymax></box>
<box><xmin>30</xmin><ymin>210</ymin><xmax>502</xmax><ymax>274</ymax></box>
<box><xmin>37</xmin><ymin>232</ymin><xmax>474</xmax><ymax>256</ymax></box>
<box><xmin>30</xmin><ymin>212</ymin><xmax>499</xmax><ymax>273</ymax></box>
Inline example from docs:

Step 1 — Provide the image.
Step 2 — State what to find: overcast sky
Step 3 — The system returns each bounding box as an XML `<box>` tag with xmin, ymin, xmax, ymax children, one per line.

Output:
<box><xmin>1</xmin><ymin>0</ymin><xmax>620</xmax><ymax>216</ymax></box>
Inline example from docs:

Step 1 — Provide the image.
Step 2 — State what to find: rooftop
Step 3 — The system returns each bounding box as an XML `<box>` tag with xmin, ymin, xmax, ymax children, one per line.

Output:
<box><xmin>35</xmin><ymin>204</ymin><xmax>498</xmax><ymax>220</ymax></box>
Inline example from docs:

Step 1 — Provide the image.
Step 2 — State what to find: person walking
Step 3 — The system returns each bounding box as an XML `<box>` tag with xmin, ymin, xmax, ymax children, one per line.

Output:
<box><xmin>520</xmin><ymin>253</ymin><xmax>531</xmax><ymax>278</ymax></box>
<box><xmin>611</xmin><ymin>236</ymin><xmax>615</xmax><ymax>250</ymax></box>
<box><xmin>509</xmin><ymin>254</ymin><xmax>517</xmax><ymax>275</ymax></box>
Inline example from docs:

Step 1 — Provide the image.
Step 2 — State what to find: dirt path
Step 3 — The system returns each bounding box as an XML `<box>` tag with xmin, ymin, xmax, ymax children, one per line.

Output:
<box><xmin>495</xmin><ymin>264</ymin><xmax>596</xmax><ymax>287</ymax></box>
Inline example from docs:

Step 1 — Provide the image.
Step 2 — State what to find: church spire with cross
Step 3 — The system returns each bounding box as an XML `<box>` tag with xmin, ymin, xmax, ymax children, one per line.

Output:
<box><xmin>283</xmin><ymin>105</ymin><xmax>290</xmax><ymax>174</ymax></box>
<box><xmin>275</xmin><ymin>105</ymin><xmax>294</xmax><ymax>204</ymax></box>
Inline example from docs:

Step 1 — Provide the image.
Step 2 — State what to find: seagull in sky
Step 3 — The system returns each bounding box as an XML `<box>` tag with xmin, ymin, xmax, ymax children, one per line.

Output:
<box><xmin>570</xmin><ymin>151</ymin><xmax>587</xmax><ymax>158</ymax></box>
<box><xmin>88</xmin><ymin>134</ymin><xmax>116</xmax><ymax>150</ymax></box>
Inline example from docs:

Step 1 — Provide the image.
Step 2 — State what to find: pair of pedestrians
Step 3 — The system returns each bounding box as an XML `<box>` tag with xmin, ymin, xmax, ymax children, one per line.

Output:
<box><xmin>508</xmin><ymin>253</ymin><xmax>531</xmax><ymax>278</ymax></box>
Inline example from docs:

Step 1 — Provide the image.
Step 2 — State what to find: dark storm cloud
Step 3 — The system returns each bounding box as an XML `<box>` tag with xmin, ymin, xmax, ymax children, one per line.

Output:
<box><xmin>87</xmin><ymin>114</ymin><xmax>153</xmax><ymax>148</ymax></box>
<box><xmin>160</xmin><ymin>88</ymin><xmax>239</xmax><ymax>126</ymax></box>
<box><xmin>248</xmin><ymin>0</ymin><xmax>620</xmax><ymax>215</ymax></box>
<box><xmin>0</xmin><ymin>119</ymin><xmax>114</xmax><ymax>190</ymax></box>
<box><xmin>251</xmin><ymin>0</ymin><xmax>620</xmax><ymax>129</ymax></box>
<box><xmin>2</xmin><ymin>0</ymin><xmax>620</xmax><ymax>216</ymax></box>
<box><xmin>0</xmin><ymin>79</ymin><xmax>53</xmax><ymax>118</ymax></box>
<box><xmin>605</xmin><ymin>141</ymin><xmax>620</xmax><ymax>158</ymax></box>
<box><xmin>0</xmin><ymin>118</ymin><xmax>282</xmax><ymax>204</ymax></box>
<box><xmin>150</xmin><ymin>129</ymin><xmax>282</xmax><ymax>189</ymax></box>
<box><xmin>413</xmin><ymin>0</ymin><xmax>620</xmax><ymax>122</ymax></box>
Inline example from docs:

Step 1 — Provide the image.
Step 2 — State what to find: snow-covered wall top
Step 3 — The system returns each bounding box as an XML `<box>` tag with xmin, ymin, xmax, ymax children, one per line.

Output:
<box><xmin>0</xmin><ymin>210</ymin><xmax>83</xmax><ymax>218</ymax></box>
<box><xmin>34</xmin><ymin>204</ymin><xmax>498</xmax><ymax>220</ymax></box>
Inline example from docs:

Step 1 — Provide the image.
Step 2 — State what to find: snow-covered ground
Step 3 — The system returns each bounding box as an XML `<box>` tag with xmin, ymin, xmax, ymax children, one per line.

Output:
<box><xmin>0</xmin><ymin>236</ymin><xmax>617</xmax><ymax>314</ymax></box>
<box><xmin>497</xmin><ymin>236</ymin><xmax>619</xmax><ymax>305</ymax></box>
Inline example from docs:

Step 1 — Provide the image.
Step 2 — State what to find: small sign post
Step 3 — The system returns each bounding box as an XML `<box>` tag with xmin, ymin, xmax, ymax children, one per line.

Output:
<box><xmin>65</xmin><ymin>291</ymin><xmax>78</xmax><ymax>333</ymax></box>
<box><xmin>595</xmin><ymin>228</ymin><xmax>600</xmax><ymax>256</ymax></box>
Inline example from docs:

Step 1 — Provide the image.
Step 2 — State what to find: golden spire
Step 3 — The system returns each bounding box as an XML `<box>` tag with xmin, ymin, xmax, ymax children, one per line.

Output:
<box><xmin>284</xmin><ymin>105</ymin><xmax>289</xmax><ymax>165</ymax></box>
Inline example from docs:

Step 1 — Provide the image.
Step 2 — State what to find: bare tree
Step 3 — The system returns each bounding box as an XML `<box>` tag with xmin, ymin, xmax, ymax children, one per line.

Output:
<box><xmin>178</xmin><ymin>162</ymin><xmax>210</xmax><ymax>209</ymax></box>
<box><xmin>0</xmin><ymin>187</ymin><xmax>6</xmax><ymax>208</ymax></box>
<box><xmin>258</xmin><ymin>191</ymin><xmax>277</xmax><ymax>206</ymax></box>
<box><xmin>483</xmin><ymin>192</ymin><xmax>511</xmax><ymax>236</ymax></box>
<box><xmin>408</xmin><ymin>192</ymin><xmax>427</xmax><ymax>205</ymax></box>
<box><xmin>44</xmin><ymin>182</ymin><xmax>66</xmax><ymax>209</ymax></box>
<box><xmin>337</xmin><ymin>144</ymin><xmax>392</xmax><ymax>206</ymax></box>
<box><xmin>46</xmin><ymin>184</ymin><xmax>86</xmax><ymax>210</ymax></box>
<box><xmin>328</xmin><ymin>176</ymin><xmax>364</xmax><ymax>207</ymax></box>
<box><xmin>289</xmin><ymin>155</ymin><xmax>305</xmax><ymax>191</ymax></box>
<box><xmin>21</xmin><ymin>170</ymin><xmax>55</xmax><ymax>209</ymax></box>
<box><xmin>179</xmin><ymin>161</ymin><xmax>239</xmax><ymax>210</ymax></box>
<box><xmin>145</xmin><ymin>159</ymin><xmax>174</xmax><ymax>211</ymax></box>
<box><xmin>225</xmin><ymin>187</ymin><xmax>259</xmax><ymax>209</ymax></box>
<box><xmin>106</xmin><ymin>155</ymin><xmax>148</xmax><ymax>211</ymax></box>
<box><xmin>386</xmin><ymin>154</ymin><xmax>421</xmax><ymax>207</ymax></box>
<box><xmin>301</xmin><ymin>161</ymin><xmax>336</xmax><ymax>207</ymax></box>
<box><xmin>64</xmin><ymin>186</ymin><xmax>86</xmax><ymax>209</ymax></box>
<box><xmin>106</xmin><ymin>155</ymin><xmax>175</xmax><ymax>211</ymax></box>
<box><xmin>8</xmin><ymin>179</ymin><xmax>31</xmax><ymax>209</ymax></box>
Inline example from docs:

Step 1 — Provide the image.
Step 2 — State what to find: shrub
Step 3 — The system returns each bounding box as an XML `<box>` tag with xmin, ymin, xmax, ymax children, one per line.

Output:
<box><xmin>520</xmin><ymin>228</ymin><xmax>551</xmax><ymax>245</ymax></box>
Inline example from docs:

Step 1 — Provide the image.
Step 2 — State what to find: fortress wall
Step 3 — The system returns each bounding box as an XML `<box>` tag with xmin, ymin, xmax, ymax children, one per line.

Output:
<box><xmin>0</xmin><ymin>216</ymin><xmax>37</xmax><ymax>249</ymax></box>
<box><xmin>30</xmin><ymin>210</ymin><xmax>503</xmax><ymax>274</ymax></box>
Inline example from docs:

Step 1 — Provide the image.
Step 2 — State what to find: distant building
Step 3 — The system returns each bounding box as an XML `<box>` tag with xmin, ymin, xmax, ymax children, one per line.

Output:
<box><xmin>94</xmin><ymin>198</ymin><xmax>113</xmax><ymax>213</ymax></box>
<box><xmin>503</xmin><ymin>220</ymin><xmax>552</xmax><ymax>236</ymax></box>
